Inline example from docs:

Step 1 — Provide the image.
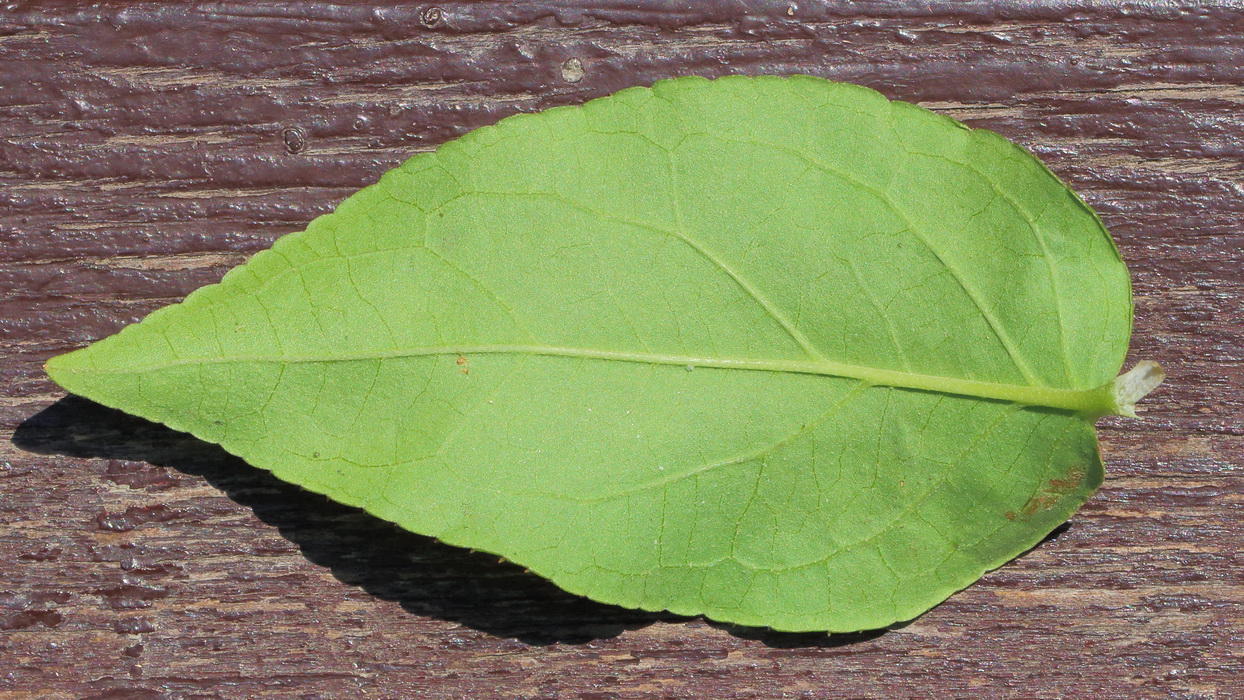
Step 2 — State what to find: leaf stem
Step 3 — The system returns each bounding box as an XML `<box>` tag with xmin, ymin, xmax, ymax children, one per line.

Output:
<box><xmin>1098</xmin><ymin>360</ymin><xmax>1166</xmax><ymax>418</ymax></box>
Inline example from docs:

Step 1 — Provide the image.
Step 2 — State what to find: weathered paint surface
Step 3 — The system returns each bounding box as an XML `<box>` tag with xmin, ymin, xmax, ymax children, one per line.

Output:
<box><xmin>2</xmin><ymin>1</ymin><xmax>1241</xmax><ymax>698</ymax></box>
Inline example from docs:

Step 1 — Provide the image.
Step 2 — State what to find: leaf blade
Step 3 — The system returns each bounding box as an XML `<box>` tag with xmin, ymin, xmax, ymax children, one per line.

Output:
<box><xmin>47</xmin><ymin>74</ymin><xmax>1143</xmax><ymax>631</ymax></box>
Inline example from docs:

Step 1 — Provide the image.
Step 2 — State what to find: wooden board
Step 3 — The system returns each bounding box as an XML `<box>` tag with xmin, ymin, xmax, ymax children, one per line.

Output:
<box><xmin>2</xmin><ymin>2</ymin><xmax>1241</xmax><ymax>697</ymax></box>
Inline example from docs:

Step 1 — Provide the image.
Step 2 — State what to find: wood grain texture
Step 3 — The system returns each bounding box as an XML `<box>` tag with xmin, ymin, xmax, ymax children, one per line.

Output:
<box><xmin>2</xmin><ymin>1</ymin><xmax>1241</xmax><ymax>697</ymax></box>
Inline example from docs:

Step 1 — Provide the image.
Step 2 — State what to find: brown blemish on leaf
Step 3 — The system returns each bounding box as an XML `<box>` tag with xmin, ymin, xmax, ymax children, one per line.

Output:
<box><xmin>1021</xmin><ymin>494</ymin><xmax>1060</xmax><ymax>517</ymax></box>
<box><xmin>1004</xmin><ymin>511</ymin><xmax>1017</xmax><ymax>521</ymax></box>
<box><xmin>1019</xmin><ymin>465</ymin><xmax>1087</xmax><ymax>518</ymax></box>
<box><xmin>456</xmin><ymin>354</ymin><xmax>470</xmax><ymax>375</ymax></box>
<box><xmin>1046</xmin><ymin>464</ymin><xmax>1087</xmax><ymax>495</ymax></box>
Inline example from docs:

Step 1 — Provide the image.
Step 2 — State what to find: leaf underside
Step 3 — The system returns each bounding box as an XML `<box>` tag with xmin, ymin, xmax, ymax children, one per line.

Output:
<box><xmin>47</xmin><ymin>75</ymin><xmax>1134</xmax><ymax>633</ymax></box>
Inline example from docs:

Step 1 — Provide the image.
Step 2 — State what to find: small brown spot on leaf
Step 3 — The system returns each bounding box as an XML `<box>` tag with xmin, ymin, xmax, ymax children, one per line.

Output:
<box><xmin>1004</xmin><ymin>511</ymin><xmax>1016</xmax><ymax>521</ymax></box>
<box><xmin>456</xmin><ymin>354</ymin><xmax>470</xmax><ymax>375</ymax></box>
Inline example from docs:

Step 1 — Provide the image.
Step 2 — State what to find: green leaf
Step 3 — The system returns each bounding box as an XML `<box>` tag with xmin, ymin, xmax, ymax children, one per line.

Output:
<box><xmin>46</xmin><ymin>75</ymin><xmax>1162</xmax><ymax>633</ymax></box>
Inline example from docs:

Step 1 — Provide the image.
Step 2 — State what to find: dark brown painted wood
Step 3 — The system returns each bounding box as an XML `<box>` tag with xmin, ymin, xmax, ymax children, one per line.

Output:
<box><xmin>2</xmin><ymin>2</ymin><xmax>1240</xmax><ymax>697</ymax></box>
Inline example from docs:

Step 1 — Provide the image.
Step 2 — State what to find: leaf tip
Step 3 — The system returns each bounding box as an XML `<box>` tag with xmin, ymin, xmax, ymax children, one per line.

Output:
<box><xmin>44</xmin><ymin>351</ymin><xmax>72</xmax><ymax>385</ymax></box>
<box><xmin>44</xmin><ymin>347</ymin><xmax>92</xmax><ymax>396</ymax></box>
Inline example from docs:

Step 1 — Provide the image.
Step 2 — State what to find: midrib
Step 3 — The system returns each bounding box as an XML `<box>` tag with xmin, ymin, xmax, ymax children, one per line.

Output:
<box><xmin>59</xmin><ymin>343</ymin><xmax>1109</xmax><ymax>414</ymax></box>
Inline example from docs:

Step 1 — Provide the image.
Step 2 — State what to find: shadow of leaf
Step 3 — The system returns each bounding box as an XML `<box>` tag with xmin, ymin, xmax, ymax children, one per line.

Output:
<box><xmin>13</xmin><ymin>396</ymin><xmax>891</xmax><ymax>648</ymax></box>
<box><xmin>13</xmin><ymin>396</ymin><xmax>673</xmax><ymax>645</ymax></box>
